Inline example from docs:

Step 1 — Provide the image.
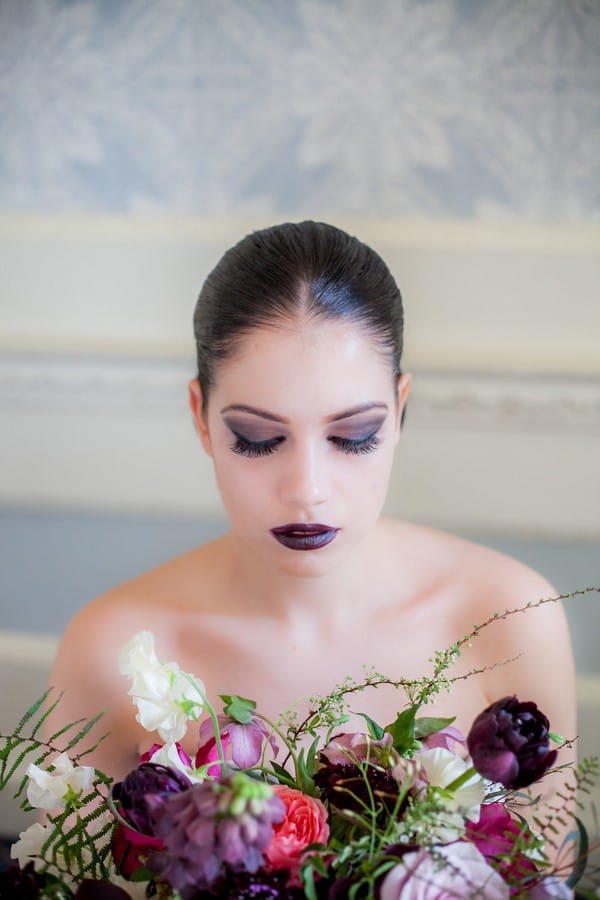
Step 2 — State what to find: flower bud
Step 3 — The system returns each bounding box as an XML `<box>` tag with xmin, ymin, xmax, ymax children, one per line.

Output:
<box><xmin>467</xmin><ymin>696</ymin><xmax>558</xmax><ymax>790</ymax></box>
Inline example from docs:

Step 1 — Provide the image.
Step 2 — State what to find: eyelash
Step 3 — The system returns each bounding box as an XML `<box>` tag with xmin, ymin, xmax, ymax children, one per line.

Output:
<box><xmin>229</xmin><ymin>432</ymin><xmax>381</xmax><ymax>458</ymax></box>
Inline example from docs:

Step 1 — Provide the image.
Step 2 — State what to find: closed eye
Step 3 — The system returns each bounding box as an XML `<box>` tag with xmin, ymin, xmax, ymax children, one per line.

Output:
<box><xmin>230</xmin><ymin>431</ymin><xmax>285</xmax><ymax>458</ymax></box>
<box><xmin>329</xmin><ymin>433</ymin><xmax>381</xmax><ymax>455</ymax></box>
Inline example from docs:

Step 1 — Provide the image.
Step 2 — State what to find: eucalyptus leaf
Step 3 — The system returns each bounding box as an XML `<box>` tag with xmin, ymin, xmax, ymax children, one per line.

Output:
<box><xmin>414</xmin><ymin>715</ymin><xmax>456</xmax><ymax>740</ymax></box>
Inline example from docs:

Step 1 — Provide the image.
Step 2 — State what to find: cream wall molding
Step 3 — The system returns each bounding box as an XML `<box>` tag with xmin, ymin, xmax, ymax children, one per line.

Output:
<box><xmin>1</xmin><ymin>214</ymin><xmax>598</xmax><ymax>534</ymax></box>
<box><xmin>1</xmin><ymin>213</ymin><xmax>599</xmax><ymax>374</ymax></box>
<box><xmin>1</xmin><ymin>353</ymin><xmax>600</xmax><ymax>431</ymax></box>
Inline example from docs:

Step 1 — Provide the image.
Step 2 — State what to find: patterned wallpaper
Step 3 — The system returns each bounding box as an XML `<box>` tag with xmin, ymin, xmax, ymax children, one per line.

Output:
<box><xmin>0</xmin><ymin>0</ymin><xmax>599</xmax><ymax>219</ymax></box>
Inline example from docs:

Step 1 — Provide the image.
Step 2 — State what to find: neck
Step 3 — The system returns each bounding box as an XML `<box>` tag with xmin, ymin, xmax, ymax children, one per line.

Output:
<box><xmin>218</xmin><ymin>526</ymin><xmax>384</xmax><ymax>632</ymax></box>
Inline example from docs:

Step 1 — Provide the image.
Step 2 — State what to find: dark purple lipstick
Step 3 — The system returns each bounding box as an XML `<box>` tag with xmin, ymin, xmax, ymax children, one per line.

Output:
<box><xmin>270</xmin><ymin>523</ymin><xmax>339</xmax><ymax>551</ymax></box>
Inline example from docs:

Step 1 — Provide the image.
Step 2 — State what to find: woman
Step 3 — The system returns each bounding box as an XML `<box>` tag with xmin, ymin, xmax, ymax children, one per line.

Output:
<box><xmin>50</xmin><ymin>221</ymin><xmax>575</xmax><ymax>789</ymax></box>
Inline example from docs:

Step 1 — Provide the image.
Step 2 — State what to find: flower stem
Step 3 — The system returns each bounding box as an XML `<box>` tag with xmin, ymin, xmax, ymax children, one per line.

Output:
<box><xmin>445</xmin><ymin>764</ymin><xmax>478</xmax><ymax>792</ymax></box>
<box><xmin>182</xmin><ymin>674</ymin><xmax>227</xmax><ymax>775</ymax></box>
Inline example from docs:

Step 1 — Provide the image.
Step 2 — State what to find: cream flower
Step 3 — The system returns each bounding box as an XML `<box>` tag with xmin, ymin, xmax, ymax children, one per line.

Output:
<box><xmin>26</xmin><ymin>751</ymin><xmax>95</xmax><ymax>810</ymax></box>
<box><xmin>10</xmin><ymin>822</ymin><xmax>52</xmax><ymax>870</ymax></box>
<box><xmin>119</xmin><ymin>631</ymin><xmax>205</xmax><ymax>743</ymax></box>
<box><xmin>417</xmin><ymin>747</ymin><xmax>485</xmax><ymax>820</ymax></box>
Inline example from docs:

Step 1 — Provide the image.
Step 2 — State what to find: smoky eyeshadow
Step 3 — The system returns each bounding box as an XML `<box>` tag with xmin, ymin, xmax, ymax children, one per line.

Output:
<box><xmin>330</xmin><ymin>415</ymin><xmax>387</xmax><ymax>441</ymax></box>
<box><xmin>222</xmin><ymin>412</ymin><xmax>387</xmax><ymax>443</ymax></box>
<box><xmin>222</xmin><ymin>417</ymin><xmax>284</xmax><ymax>443</ymax></box>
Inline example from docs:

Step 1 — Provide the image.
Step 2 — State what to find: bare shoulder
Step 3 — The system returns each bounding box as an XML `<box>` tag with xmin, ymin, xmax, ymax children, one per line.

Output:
<box><xmin>49</xmin><ymin>537</ymin><xmax>225</xmax><ymax>776</ymax></box>
<box><xmin>381</xmin><ymin>517</ymin><xmax>559</xmax><ymax>612</ymax></box>
<box><xmin>381</xmin><ymin>518</ymin><xmax>575</xmax><ymax>736</ymax></box>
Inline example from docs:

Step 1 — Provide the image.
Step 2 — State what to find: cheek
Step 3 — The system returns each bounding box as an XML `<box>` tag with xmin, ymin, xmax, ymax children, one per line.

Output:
<box><xmin>358</xmin><ymin>449</ymin><xmax>395</xmax><ymax>508</ymax></box>
<box><xmin>212</xmin><ymin>453</ymin><xmax>270</xmax><ymax>519</ymax></box>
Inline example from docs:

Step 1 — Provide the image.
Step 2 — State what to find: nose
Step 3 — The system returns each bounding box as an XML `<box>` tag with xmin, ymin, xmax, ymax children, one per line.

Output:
<box><xmin>279</xmin><ymin>440</ymin><xmax>329</xmax><ymax>510</ymax></box>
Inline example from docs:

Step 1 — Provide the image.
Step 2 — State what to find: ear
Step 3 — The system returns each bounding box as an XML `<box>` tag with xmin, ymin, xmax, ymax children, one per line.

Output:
<box><xmin>188</xmin><ymin>379</ymin><xmax>213</xmax><ymax>456</ymax></box>
<box><xmin>394</xmin><ymin>372</ymin><xmax>411</xmax><ymax>443</ymax></box>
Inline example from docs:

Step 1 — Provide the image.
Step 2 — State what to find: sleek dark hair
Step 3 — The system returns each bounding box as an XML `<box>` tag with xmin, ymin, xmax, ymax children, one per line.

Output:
<box><xmin>193</xmin><ymin>221</ymin><xmax>404</xmax><ymax>411</ymax></box>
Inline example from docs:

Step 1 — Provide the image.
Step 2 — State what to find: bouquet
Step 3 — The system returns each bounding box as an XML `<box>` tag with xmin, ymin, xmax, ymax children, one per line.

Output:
<box><xmin>1</xmin><ymin>591</ymin><xmax>598</xmax><ymax>899</ymax></box>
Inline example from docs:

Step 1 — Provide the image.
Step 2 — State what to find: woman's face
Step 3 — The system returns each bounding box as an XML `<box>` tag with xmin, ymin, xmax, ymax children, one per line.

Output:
<box><xmin>189</xmin><ymin>316</ymin><xmax>410</xmax><ymax>577</ymax></box>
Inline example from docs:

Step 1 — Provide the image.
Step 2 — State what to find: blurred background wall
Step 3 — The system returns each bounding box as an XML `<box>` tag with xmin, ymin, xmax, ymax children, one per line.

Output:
<box><xmin>0</xmin><ymin>0</ymin><xmax>599</xmax><ymax>835</ymax></box>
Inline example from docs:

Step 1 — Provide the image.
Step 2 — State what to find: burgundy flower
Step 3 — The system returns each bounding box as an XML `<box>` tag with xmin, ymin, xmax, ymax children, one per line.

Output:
<box><xmin>0</xmin><ymin>861</ymin><xmax>48</xmax><ymax>899</ymax></box>
<box><xmin>194</xmin><ymin>868</ymin><xmax>306</xmax><ymax>898</ymax></box>
<box><xmin>467</xmin><ymin>696</ymin><xmax>558</xmax><ymax>789</ymax></box>
<box><xmin>196</xmin><ymin>714</ymin><xmax>279</xmax><ymax>771</ymax></box>
<box><xmin>73</xmin><ymin>881</ymin><xmax>131</xmax><ymax>900</ymax></box>
<box><xmin>145</xmin><ymin>772</ymin><xmax>285</xmax><ymax>897</ymax></box>
<box><xmin>110</xmin><ymin>762</ymin><xmax>192</xmax><ymax>835</ymax></box>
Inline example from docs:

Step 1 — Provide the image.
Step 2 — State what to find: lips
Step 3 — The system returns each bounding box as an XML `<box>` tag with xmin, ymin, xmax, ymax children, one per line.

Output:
<box><xmin>270</xmin><ymin>523</ymin><xmax>339</xmax><ymax>551</ymax></box>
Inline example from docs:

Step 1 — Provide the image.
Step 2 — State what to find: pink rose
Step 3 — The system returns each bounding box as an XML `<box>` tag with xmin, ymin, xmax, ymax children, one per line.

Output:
<box><xmin>264</xmin><ymin>785</ymin><xmax>329</xmax><ymax>883</ymax></box>
<box><xmin>379</xmin><ymin>842</ymin><xmax>509</xmax><ymax>899</ymax></box>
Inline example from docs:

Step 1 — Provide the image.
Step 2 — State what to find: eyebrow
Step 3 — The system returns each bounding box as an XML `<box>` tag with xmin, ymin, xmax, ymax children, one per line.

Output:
<box><xmin>219</xmin><ymin>402</ymin><xmax>388</xmax><ymax>424</ymax></box>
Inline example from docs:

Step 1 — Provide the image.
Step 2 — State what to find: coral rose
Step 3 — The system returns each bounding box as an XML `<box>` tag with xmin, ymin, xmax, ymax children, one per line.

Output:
<box><xmin>264</xmin><ymin>785</ymin><xmax>329</xmax><ymax>881</ymax></box>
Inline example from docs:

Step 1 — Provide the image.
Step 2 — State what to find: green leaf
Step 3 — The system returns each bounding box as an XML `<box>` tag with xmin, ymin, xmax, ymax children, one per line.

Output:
<box><xmin>565</xmin><ymin>816</ymin><xmax>589</xmax><ymax>888</ymax></box>
<box><xmin>385</xmin><ymin>704</ymin><xmax>419</xmax><ymax>754</ymax></box>
<box><xmin>296</xmin><ymin>737</ymin><xmax>320</xmax><ymax>795</ymax></box>
<box><xmin>355</xmin><ymin>712</ymin><xmax>385</xmax><ymax>740</ymax></box>
<box><xmin>219</xmin><ymin>694</ymin><xmax>256</xmax><ymax>724</ymax></box>
<box><xmin>414</xmin><ymin>715</ymin><xmax>456</xmax><ymax>740</ymax></box>
<box><xmin>269</xmin><ymin>761</ymin><xmax>298</xmax><ymax>788</ymax></box>
<box><xmin>300</xmin><ymin>863</ymin><xmax>319</xmax><ymax>900</ymax></box>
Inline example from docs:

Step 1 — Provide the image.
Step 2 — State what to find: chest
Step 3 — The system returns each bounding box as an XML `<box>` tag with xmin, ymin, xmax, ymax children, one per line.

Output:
<box><xmin>168</xmin><ymin>606</ymin><xmax>492</xmax><ymax>749</ymax></box>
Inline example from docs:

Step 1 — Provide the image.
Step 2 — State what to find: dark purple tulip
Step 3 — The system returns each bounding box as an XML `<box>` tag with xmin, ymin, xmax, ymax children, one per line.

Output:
<box><xmin>73</xmin><ymin>881</ymin><xmax>132</xmax><ymax>900</ymax></box>
<box><xmin>111</xmin><ymin>762</ymin><xmax>191</xmax><ymax>834</ymax></box>
<box><xmin>467</xmin><ymin>696</ymin><xmax>558</xmax><ymax>789</ymax></box>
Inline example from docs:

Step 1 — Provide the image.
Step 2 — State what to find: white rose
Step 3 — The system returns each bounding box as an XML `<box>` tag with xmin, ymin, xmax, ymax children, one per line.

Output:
<box><xmin>417</xmin><ymin>747</ymin><xmax>485</xmax><ymax>820</ymax></box>
<box><xmin>119</xmin><ymin>631</ymin><xmax>205</xmax><ymax>743</ymax></box>
<box><xmin>26</xmin><ymin>751</ymin><xmax>95</xmax><ymax>810</ymax></box>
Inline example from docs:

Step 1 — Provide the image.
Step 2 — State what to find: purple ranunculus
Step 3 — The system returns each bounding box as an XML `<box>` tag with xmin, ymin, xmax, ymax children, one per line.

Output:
<box><xmin>111</xmin><ymin>762</ymin><xmax>192</xmax><ymax>835</ymax></box>
<box><xmin>196</xmin><ymin>714</ymin><xmax>279</xmax><ymax>771</ymax></box>
<box><xmin>467</xmin><ymin>696</ymin><xmax>558</xmax><ymax>790</ymax></box>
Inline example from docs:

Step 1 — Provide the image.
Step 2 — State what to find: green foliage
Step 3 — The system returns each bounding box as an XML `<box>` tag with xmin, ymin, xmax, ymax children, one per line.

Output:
<box><xmin>0</xmin><ymin>689</ymin><xmax>114</xmax><ymax>885</ymax></box>
<box><xmin>220</xmin><ymin>693</ymin><xmax>256</xmax><ymax>724</ymax></box>
<box><xmin>384</xmin><ymin>705</ymin><xmax>419</xmax><ymax>756</ymax></box>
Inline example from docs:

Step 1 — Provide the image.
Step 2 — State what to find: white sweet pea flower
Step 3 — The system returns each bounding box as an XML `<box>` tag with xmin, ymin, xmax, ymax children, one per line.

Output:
<box><xmin>145</xmin><ymin>740</ymin><xmax>205</xmax><ymax>784</ymax></box>
<box><xmin>26</xmin><ymin>751</ymin><xmax>95</xmax><ymax>810</ymax></box>
<box><xmin>10</xmin><ymin>822</ymin><xmax>52</xmax><ymax>870</ymax></box>
<box><xmin>119</xmin><ymin>631</ymin><xmax>205</xmax><ymax>743</ymax></box>
<box><xmin>417</xmin><ymin>747</ymin><xmax>485</xmax><ymax>820</ymax></box>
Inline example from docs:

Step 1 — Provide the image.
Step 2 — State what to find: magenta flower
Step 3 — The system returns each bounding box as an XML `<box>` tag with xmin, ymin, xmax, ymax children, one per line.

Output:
<box><xmin>466</xmin><ymin>802</ymin><xmax>538</xmax><ymax>883</ymax></box>
<box><xmin>195</xmin><ymin>714</ymin><xmax>278</xmax><ymax>771</ymax></box>
<box><xmin>467</xmin><ymin>696</ymin><xmax>558</xmax><ymax>790</ymax></box>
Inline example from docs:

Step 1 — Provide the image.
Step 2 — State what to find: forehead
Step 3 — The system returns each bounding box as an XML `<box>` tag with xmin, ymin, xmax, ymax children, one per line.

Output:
<box><xmin>210</xmin><ymin>317</ymin><xmax>394</xmax><ymax>417</ymax></box>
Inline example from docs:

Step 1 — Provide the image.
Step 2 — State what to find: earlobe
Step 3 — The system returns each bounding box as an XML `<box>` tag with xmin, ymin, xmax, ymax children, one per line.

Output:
<box><xmin>188</xmin><ymin>379</ymin><xmax>213</xmax><ymax>456</ymax></box>
<box><xmin>395</xmin><ymin>372</ymin><xmax>411</xmax><ymax>442</ymax></box>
